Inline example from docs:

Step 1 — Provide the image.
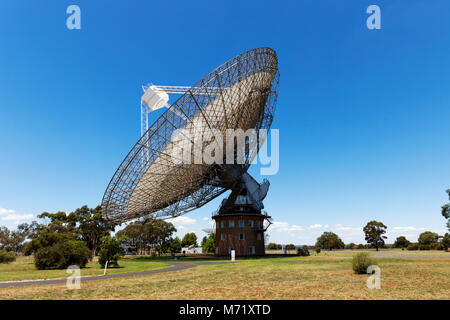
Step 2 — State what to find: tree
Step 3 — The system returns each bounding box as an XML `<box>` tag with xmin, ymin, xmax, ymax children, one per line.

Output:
<box><xmin>19</xmin><ymin>205</ymin><xmax>113</xmax><ymax>260</ymax></box>
<box><xmin>441</xmin><ymin>189</ymin><xmax>450</xmax><ymax>231</ymax></box>
<box><xmin>418</xmin><ymin>231</ymin><xmax>439</xmax><ymax>245</ymax></box>
<box><xmin>393</xmin><ymin>236</ymin><xmax>410</xmax><ymax>249</ymax></box>
<box><xmin>17</xmin><ymin>221</ymin><xmax>47</xmax><ymax>240</ymax></box>
<box><xmin>98</xmin><ymin>235</ymin><xmax>124</xmax><ymax>267</ymax></box>
<box><xmin>345</xmin><ymin>243</ymin><xmax>357</xmax><ymax>249</ymax></box>
<box><xmin>202</xmin><ymin>234</ymin><xmax>215</xmax><ymax>253</ymax></box>
<box><xmin>152</xmin><ymin>220</ymin><xmax>177</xmax><ymax>255</ymax></box>
<box><xmin>285</xmin><ymin>244</ymin><xmax>296</xmax><ymax>250</ymax></box>
<box><xmin>116</xmin><ymin>219</ymin><xmax>176</xmax><ymax>255</ymax></box>
<box><xmin>70</xmin><ymin>205</ymin><xmax>113</xmax><ymax>260</ymax></box>
<box><xmin>267</xmin><ymin>243</ymin><xmax>282</xmax><ymax>250</ymax></box>
<box><xmin>363</xmin><ymin>221</ymin><xmax>387</xmax><ymax>251</ymax></box>
<box><xmin>168</xmin><ymin>237</ymin><xmax>182</xmax><ymax>255</ymax></box>
<box><xmin>116</xmin><ymin>222</ymin><xmax>145</xmax><ymax>254</ymax></box>
<box><xmin>201</xmin><ymin>236</ymin><xmax>208</xmax><ymax>247</ymax></box>
<box><xmin>440</xmin><ymin>233</ymin><xmax>450</xmax><ymax>251</ymax></box>
<box><xmin>315</xmin><ymin>232</ymin><xmax>344</xmax><ymax>251</ymax></box>
<box><xmin>181</xmin><ymin>232</ymin><xmax>198</xmax><ymax>247</ymax></box>
<box><xmin>37</xmin><ymin>211</ymin><xmax>77</xmax><ymax>235</ymax></box>
<box><xmin>0</xmin><ymin>227</ymin><xmax>25</xmax><ymax>253</ymax></box>
<box><xmin>24</xmin><ymin>232</ymin><xmax>75</xmax><ymax>255</ymax></box>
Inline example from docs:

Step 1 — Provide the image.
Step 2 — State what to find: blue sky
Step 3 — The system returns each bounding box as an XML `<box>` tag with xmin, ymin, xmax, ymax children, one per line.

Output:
<box><xmin>0</xmin><ymin>0</ymin><xmax>449</xmax><ymax>244</ymax></box>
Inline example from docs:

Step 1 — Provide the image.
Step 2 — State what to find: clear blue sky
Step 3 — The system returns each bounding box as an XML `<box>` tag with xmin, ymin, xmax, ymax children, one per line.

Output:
<box><xmin>0</xmin><ymin>0</ymin><xmax>449</xmax><ymax>244</ymax></box>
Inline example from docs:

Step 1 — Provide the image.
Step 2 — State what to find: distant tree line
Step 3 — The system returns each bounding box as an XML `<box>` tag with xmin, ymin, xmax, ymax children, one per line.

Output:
<box><xmin>266</xmin><ymin>190</ymin><xmax>450</xmax><ymax>252</ymax></box>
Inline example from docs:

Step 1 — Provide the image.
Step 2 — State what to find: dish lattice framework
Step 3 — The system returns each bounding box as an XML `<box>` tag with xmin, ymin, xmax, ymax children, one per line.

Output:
<box><xmin>102</xmin><ymin>47</ymin><xmax>279</xmax><ymax>224</ymax></box>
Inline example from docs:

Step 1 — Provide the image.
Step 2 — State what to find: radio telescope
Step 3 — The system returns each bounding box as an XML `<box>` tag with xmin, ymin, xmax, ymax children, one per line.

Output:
<box><xmin>101</xmin><ymin>47</ymin><xmax>279</xmax><ymax>241</ymax></box>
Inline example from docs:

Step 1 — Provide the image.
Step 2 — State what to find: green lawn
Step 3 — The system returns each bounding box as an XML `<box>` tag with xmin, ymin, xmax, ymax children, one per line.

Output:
<box><xmin>0</xmin><ymin>256</ymin><xmax>171</xmax><ymax>281</ymax></box>
<box><xmin>0</xmin><ymin>250</ymin><xmax>448</xmax><ymax>300</ymax></box>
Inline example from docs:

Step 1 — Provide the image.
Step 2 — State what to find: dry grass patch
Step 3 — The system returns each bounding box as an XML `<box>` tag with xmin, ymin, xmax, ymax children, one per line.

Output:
<box><xmin>0</xmin><ymin>255</ymin><xmax>448</xmax><ymax>300</ymax></box>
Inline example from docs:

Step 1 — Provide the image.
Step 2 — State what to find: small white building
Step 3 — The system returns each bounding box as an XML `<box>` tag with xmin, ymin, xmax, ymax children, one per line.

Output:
<box><xmin>181</xmin><ymin>246</ymin><xmax>203</xmax><ymax>254</ymax></box>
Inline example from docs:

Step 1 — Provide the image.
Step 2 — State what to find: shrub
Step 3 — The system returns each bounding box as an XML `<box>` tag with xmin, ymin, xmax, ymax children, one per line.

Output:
<box><xmin>407</xmin><ymin>243</ymin><xmax>419</xmax><ymax>250</ymax></box>
<box><xmin>0</xmin><ymin>249</ymin><xmax>16</xmax><ymax>263</ymax></box>
<box><xmin>429</xmin><ymin>242</ymin><xmax>441</xmax><ymax>250</ymax></box>
<box><xmin>418</xmin><ymin>244</ymin><xmax>431</xmax><ymax>250</ymax></box>
<box><xmin>315</xmin><ymin>247</ymin><xmax>321</xmax><ymax>254</ymax></box>
<box><xmin>34</xmin><ymin>240</ymin><xmax>90</xmax><ymax>270</ymax></box>
<box><xmin>352</xmin><ymin>252</ymin><xmax>375</xmax><ymax>274</ymax></box>
<box><xmin>98</xmin><ymin>235</ymin><xmax>124</xmax><ymax>267</ymax></box>
<box><xmin>297</xmin><ymin>246</ymin><xmax>310</xmax><ymax>256</ymax></box>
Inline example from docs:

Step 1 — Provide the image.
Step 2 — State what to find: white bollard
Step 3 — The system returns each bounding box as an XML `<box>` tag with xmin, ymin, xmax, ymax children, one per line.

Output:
<box><xmin>103</xmin><ymin>261</ymin><xmax>109</xmax><ymax>275</ymax></box>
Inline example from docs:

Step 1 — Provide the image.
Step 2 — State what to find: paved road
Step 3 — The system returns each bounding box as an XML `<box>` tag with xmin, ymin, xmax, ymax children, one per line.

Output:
<box><xmin>0</xmin><ymin>261</ymin><xmax>228</xmax><ymax>289</ymax></box>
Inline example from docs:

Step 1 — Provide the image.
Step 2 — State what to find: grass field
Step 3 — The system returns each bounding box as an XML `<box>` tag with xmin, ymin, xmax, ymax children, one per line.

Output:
<box><xmin>0</xmin><ymin>249</ymin><xmax>448</xmax><ymax>299</ymax></box>
<box><xmin>0</xmin><ymin>256</ymin><xmax>170</xmax><ymax>281</ymax></box>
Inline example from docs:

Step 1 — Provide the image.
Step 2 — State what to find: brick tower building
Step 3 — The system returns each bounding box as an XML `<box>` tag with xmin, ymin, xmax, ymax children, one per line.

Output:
<box><xmin>212</xmin><ymin>173</ymin><xmax>272</xmax><ymax>256</ymax></box>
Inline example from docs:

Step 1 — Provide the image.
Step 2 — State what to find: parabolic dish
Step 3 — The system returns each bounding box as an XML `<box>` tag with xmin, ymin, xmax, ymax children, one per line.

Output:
<box><xmin>102</xmin><ymin>47</ymin><xmax>279</xmax><ymax>224</ymax></box>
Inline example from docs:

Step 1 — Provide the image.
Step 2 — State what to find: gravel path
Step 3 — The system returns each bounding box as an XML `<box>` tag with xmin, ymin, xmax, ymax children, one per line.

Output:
<box><xmin>0</xmin><ymin>261</ymin><xmax>228</xmax><ymax>289</ymax></box>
